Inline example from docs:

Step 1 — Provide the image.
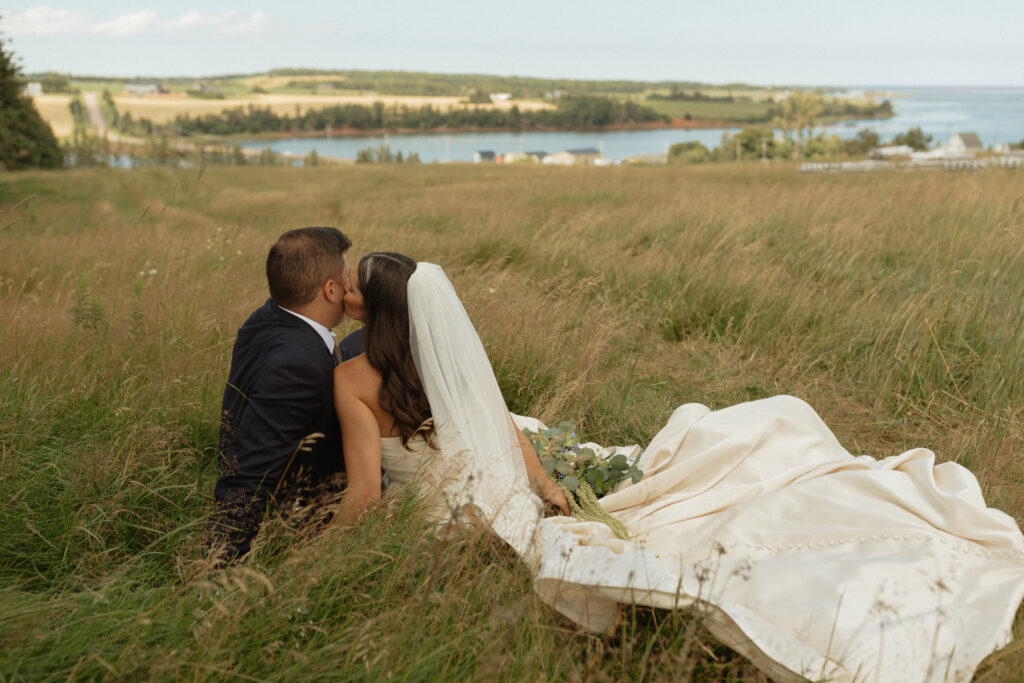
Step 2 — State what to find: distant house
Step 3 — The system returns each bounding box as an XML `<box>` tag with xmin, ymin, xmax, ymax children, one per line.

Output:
<box><xmin>500</xmin><ymin>152</ymin><xmax>537</xmax><ymax>164</ymax></box>
<box><xmin>525</xmin><ymin>150</ymin><xmax>547</xmax><ymax>161</ymax></box>
<box><xmin>125</xmin><ymin>83</ymin><xmax>162</xmax><ymax>97</ymax></box>
<box><xmin>945</xmin><ymin>132</ymin><xmax>983</xmax><ymax>154</ymax></box>
<box><xmin>23</xmin><ymin>82</ymin><xmax>43</xmax><ymax>97</ymax></box>
<box><xmin>994</xmin><ymin>142</ymin><xmax>1024</xmax><ymax>155</ymax></box>
<box><xmin>543</xmin><ymin>148</ymin><xmax>602</xmax><ymax>165</ymax></box>
<box><xmin>473</xmin><ymin>150</ymin><xmax>496</xmax><ymax>163</ymax></box>
<box><xmin>489</xmin><ymin>93</ymin><xmax>512</xmax><ymax>103</ymax></box>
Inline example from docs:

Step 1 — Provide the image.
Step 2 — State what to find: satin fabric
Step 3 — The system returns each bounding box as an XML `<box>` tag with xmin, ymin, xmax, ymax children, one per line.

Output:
<box><xmin>381</xmin><ymin>396</ymin><xmax>1024</xmax><ymax>682</ymax></box>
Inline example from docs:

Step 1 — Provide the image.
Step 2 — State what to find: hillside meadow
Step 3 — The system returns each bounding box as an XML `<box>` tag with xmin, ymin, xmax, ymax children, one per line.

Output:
<box><xmin>2</xmin><ymin>163</ymin><xmax>1024</xmax><ymax>680</ymax></box>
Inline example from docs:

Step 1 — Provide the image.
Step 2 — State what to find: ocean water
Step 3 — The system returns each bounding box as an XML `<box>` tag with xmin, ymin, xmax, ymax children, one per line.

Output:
<box><xmin>242</xmin><ymin>87</ymin><xmax>1024</xmax><ymax>163</ymax></box>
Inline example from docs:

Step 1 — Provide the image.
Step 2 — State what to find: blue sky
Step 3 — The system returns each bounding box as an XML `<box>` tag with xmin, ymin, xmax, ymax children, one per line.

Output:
<box><xmin>2</xmin><ymin>1</ymin><xmax>1022</xmax><ymax>86</ymax></box>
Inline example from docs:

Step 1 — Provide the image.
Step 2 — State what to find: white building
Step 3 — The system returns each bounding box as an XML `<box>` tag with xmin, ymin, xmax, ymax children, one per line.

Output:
<box><xmin>945</xmin><ymin>132</ymin><xmax>983</xmax><ymax>155</ymax></box>
<box><xmin>542</xmin><ymin>148</ymin><xmax>602</xmax><ymax>166</ymax></box>
<box><xmin>870</xmin><ymin>145</ymin><xmax>914</xmax><ymax>158</ymax></box>
<box><xmin>23</xmin><ymin>82</ymin><xmax>43</xmax><ymax>97</ymax></box>
<box><xmin>489</xmin><ymin>93</ymin><xmax>512</xmax><ymax>102</ymax></box>
<box><xmin>125</xmin><ymin>83</ymin><xmax>161</xmax><ymax>97</ymax></box>
<box><xmin>994</xmin><ymin>142</ymin><xmax>1024</xmax><ymax>156</ymax></box>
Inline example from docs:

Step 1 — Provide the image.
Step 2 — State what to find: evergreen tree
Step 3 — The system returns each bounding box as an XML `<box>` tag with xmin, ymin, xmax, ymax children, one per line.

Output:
<box><xmin>0</xmin><ymin>28</ymin><xmax>62</xmax><ymax>169</ymax></box>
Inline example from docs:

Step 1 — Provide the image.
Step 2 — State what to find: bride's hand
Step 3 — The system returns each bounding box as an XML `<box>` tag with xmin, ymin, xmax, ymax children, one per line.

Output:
<box><xmin>536</xmin><ymin>476</ymin><xmax>570</xmax><ymax>515</ymax></box>
<box><xmin>516</xmin><ymin>425</ymin><xmax>570</xmax><ymax>515</ymax></box>
<box><xmin>548</xmin><ymin>486</ymin><xmax>571</xmax><ymax>516</ymax></box>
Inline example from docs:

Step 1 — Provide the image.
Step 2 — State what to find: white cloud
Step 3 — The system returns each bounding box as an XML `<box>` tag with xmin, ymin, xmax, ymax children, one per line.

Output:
<box><xmin>91</xmin><ymin>11</ymin><xmax>158</xmax><ymax>37</ymax></box>
<box><xmin>4</xmin><ymin>6</ymin><xmax>269</xmax><ymax>40</ymax></box>
<box><xmin>5</xmin><ymin>5</ymin><xmax>91</xmax><ymax>36</ymax></box>
<box><xmin>162</xmin><ymin>10</ymin><xmax>234</xmax><ymax>31</ymax></box>
<box><xmin>221</xmin><ymin>11</ymin><xmax>267</xmax><ymax>36</ymax></box>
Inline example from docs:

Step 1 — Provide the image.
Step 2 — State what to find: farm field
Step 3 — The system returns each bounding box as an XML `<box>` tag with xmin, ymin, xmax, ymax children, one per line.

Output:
<box><xmin>114</xmin><ymin>93</ymin><xmax>555</xmax><ymax>124</ymax></box>
<box><xmin>643</xmin><ymin>97</ymin><xmax>776</xmax><ymax>123</ymax></box>
<box><xmin>28</xmin><ymin>94</ymin><xmax>75</xmax><ymax>137</ymax></box>
<box><xmin>32</xmin><ymin>92</ymin><xmax>555</xmax><ymax>131</ymax></box>
<box><xmin>1</xmin><ymin>164</ymin><xmax>1023</xmax><ymax>680</ymax></box>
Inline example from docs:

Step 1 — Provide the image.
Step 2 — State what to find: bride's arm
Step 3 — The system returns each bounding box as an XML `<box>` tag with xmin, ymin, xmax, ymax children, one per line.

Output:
<box><xmin>513</xmin><ymin>424</ymin><xmax>570</xmax><ymax>515</ymax></box>
<box><xmin>334</xmin><ymin>380</ymin><xmax>383</xmax><ymax>524</ymax></box>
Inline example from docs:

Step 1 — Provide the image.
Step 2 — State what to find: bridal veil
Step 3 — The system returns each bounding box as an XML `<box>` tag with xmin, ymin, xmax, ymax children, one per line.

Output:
<box><xmin>406</xmin><ymin>263</ymin><xmax>543</xmax><ymax>555</ymax></box>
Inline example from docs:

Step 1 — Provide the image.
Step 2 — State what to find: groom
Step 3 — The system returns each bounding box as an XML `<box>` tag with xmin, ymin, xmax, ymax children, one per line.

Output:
<box><xmin>208</xmin><ymin>227</ymin><xmax>362</xmax><ymax>563</ymax></box>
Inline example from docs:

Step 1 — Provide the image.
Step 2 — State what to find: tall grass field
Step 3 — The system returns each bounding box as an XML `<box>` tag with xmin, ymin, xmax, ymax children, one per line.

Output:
<box><xmin>2</xmin><ymin>163</ymin><xmax>1023</xmax><ymax>680</ymax></box>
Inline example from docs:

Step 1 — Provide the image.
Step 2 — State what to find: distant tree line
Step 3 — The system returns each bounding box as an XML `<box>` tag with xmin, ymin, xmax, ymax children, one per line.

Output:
<box><xmin>890</xmin><ymin>127</ymin><xmax>933</xmax><ymax>151</ymax></box>
<box><xmin>668</xmin><ymin>125</ymin><xmax>933</xmax><ymax>164</ymax></box>
<box><xmin>355</xmin><ymin>145</ymin><xmax>421</xmax><ymax>163</ymax></box>
<box><xmin>803</xmin><ymin>98</ymin><xmax>893</xmax><ymax>120</ymax></box>
<box><xmin>649</xmin><ymin>87</ymin><xmax>738</xmax><ymax>102</ymax></box>
<box><xmin>167</xmin><ymin>96</ymin><xmax>667</xmax><ymax>136</ymax></box>
<box><xmin>263</xmin><ymin>68</ymin><xmax>720</xmax><ymax>99</ymax></box>
<box><xmin>23</xmin><ymin>71</ymin><xmax>76</xmax><ymax>94</ymax></box>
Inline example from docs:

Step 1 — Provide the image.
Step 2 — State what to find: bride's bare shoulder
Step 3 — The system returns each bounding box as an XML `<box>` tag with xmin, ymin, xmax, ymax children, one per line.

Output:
<box><xmin>334</xmin><ymin>354</ymin><xmax>381</xmax><ymax>396</ymax></box>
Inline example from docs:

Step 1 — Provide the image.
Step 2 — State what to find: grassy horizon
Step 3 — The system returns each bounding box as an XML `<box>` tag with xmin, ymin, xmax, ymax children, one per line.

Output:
<box><xmin>2</xmin><ymin>163</ymin><xmax>1023</xmax><ymax>680</ymax></box>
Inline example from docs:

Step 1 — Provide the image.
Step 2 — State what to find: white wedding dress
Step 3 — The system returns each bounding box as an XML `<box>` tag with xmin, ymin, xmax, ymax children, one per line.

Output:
<box><xmin>393</xmin><ymin>264</ymin><xmax>1024</xmax><ymax>682</ymax></box>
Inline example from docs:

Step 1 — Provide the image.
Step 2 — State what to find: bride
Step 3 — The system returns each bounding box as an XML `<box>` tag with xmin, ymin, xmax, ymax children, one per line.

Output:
<box><xmin>333</xmin><ymin>252</ymin><xmax>1024</xmax><ymax>682</ymax></box>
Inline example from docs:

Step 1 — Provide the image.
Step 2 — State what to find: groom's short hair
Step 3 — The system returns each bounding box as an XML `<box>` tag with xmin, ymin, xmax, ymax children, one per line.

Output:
<box><xmin>266</xmin><ymin>227</ymin><xmax>351</xmax><ymax>308</ymax></box>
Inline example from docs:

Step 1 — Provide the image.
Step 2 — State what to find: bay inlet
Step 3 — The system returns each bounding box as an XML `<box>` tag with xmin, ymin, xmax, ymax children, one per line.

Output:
<box><xmin>241</xmin><ymin>87</ymin><xmax>1024</xmax><ymax>163</ymax></box>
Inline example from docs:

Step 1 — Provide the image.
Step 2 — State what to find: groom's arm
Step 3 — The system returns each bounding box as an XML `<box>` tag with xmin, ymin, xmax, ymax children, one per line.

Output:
<box><xmin>210</xmin><ymin>361</ymin><xmax>331</xmax><ymax>561</ymax></box>
<box><xmin>338</xmin><ymin>328</ymin><xmax>364</xmax><ymax>361</ymax></box>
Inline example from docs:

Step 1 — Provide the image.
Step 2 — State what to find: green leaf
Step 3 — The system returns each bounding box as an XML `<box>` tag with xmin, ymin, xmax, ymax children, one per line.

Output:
<box><xmin>554</xmin><ymin>461</ymin><xmax>571</xmax><ymax>475</ymax></box>
<box><xmin>609</xmin><ymin>454</ymin><xmax>628</xmax><ymax>469</ymax></box>
<box><xmin>630</xmin><ymin>467</ymin><xmax>643</xmax><ymax>484</ymax></box>
<box><xmin>562</xmin><ymin>475</ymin><xmax>579</xmax><ymax>492</ymax></box>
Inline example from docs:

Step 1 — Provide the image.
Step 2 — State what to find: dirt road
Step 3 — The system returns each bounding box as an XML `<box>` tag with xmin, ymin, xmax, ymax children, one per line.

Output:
<box><xmin>81</xmin><ymin>92</ymin><xmax>107</xmax><ymax>137</ymax></box>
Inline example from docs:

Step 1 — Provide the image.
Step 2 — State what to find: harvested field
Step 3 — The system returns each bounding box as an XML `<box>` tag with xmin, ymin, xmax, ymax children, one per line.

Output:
<box><xmin>30</xmin><ymin>94</ymin><xmax>75</xmax><ymax>138</ymax></box>
<box><xmin>109</xmin><ymin>92</ymin><xmax>554</xmax><ymax>125</ymax></box>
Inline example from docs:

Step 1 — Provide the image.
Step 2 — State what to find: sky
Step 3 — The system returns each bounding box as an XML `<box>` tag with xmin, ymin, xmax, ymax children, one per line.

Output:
<box><xmin>2</xmin><ymin>0</ymin><xmax>1022</xmax><ymax>86</ymax></box>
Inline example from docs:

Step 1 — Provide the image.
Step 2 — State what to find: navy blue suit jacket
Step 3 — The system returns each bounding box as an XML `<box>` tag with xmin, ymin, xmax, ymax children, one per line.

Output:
<box><xmin>209</xmin><ymin>299</ymin><xmax>362</xmax><ymax>560</ymax></box>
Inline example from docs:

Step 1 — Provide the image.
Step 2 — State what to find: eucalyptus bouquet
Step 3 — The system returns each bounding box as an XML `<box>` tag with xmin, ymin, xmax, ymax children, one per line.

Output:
<box><xmin>524</xmin><ymin>421</ymin><xmax>643</xmax><ymax>540</ymax></box>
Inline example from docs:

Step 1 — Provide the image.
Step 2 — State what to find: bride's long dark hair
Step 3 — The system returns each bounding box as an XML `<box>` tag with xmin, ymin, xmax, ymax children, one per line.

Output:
<box><xmin>358</xmin><ymin>252</ymin><xmax>433</xmax><ymax>446</ymax></box>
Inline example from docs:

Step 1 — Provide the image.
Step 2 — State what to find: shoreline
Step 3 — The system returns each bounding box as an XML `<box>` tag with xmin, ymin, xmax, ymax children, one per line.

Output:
<box><xmin>206</xmin><ymin>112</ymin><xmax>894</xmax><ymax>144</ymax></box>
